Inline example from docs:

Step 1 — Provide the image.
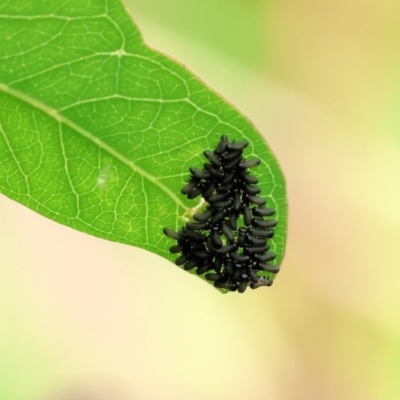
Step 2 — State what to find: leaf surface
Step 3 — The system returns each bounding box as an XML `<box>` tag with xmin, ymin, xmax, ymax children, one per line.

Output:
<box><xmin>0</xmin><ymin>0</ymin><xmax>287</xmax><ymax>285</ymax></box>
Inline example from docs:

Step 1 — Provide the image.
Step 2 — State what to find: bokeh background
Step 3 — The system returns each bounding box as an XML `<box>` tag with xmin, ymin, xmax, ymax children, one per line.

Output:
<box><xmin>1</xmin><ymin>0</ymin><xmax>400</xmax><ymax>399</ymax></box>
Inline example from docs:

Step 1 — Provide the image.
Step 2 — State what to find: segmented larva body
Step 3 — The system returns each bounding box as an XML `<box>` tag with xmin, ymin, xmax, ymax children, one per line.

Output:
<box><xmin>163</xmin><ymin>135</ymin><xmax>279</xmax><ymax>293</ymax></box>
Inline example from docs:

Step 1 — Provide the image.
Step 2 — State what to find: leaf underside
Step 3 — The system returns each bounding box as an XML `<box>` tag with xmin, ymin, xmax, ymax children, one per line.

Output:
<box><xmin>0</xmin><ymin>0</ymin><xmax>287</xmax><ymax>289</ymax></box>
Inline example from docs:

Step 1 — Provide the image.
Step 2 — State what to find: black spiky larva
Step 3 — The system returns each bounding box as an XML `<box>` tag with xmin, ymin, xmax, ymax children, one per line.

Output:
<box><xmin>203</xmin><ymin>150</ymin><xmax>222</xmax><ymax>167</ymax></box>
<box><xmin>243</xmin><ymin>206</ymin><xmax>252</xmax><ymax>226</ymax></box>
<box><xmin>244</xmin><ymin>245</ymin><xmax>269</xmax><ymax>254</ymax></box>
<box><xmin>204</xmin><ymin>163</ymin><xmax>224</xmax><ymax>179</ymax></box>
<box><xmin>245</xmin><ymin>195</ymin><xmax>266</xmax><ymax>206</ymax></box>
<box><xmin>249</xmin><ymin>228</ymin><xmax>274</xmax><ymax>238</ymax></box>
<box><xmin>163</xmin><ymin>228</ymin><xmax>182</xmax><ymax>241</ymax></box>
<box><xmin>205</xmin><ymin>273</ymin><xmax>221</xmax><ymax>281</ymax></box>
<box><xmin>210</xmin><ymin>209</ymin><xmax>227</xmax><ymax>224</ymax></box>
<box><xmin>230</xmin><ymin>252</ymin><xmax>250</xmax><ymax>263</ymax></box>
<box><xmin>259</xmin><ymin>263</ymin><xmax>280</xmax><ymax>273</ymax></box>
<box><xmin>224</xmin><ymin>156</ymin><xmax>242</xmax><ymax>170</ymax></box>
<box><xmin>169</xmin><ymin>244</ymin><xmax>183</xmax><ymax>254</ymax></box>
<box><xmin>193</xmin><ymin>208</ymin><xmax>213</xmax><ymax>222</ymax></box>
<box><xmin>202</xmin><ymin>181</ymin><xmax>216</xmax><ymax>199</ymax></box>
<box><xmin>187</xmin><ymin>187</ymin><xmax>202</xmax><ymax>199</ymax></box>
<box><xmin>163</xmin><ymin>134</ymin><xmax>279</xmax><ymax>293</ymax></box>
<box><xmin>247</xmin><ymin>236</ymin><xmax>269</xmax><ymax>247</ymax></box>
<box><xmin>175</xmin><ymin>254</ymin><xmax>187</xmax><ymax>266</ymax></box>
<box><xmin>181</xmin><ymin>178</ymin><xmax>199</xmax><ymax>195</ymax></box>
<box><xmin>189</xmin><ymin>167</ymin><xmax>210</xmax><ymax>179</ymax></box>
<box><xmin>251</xmin><ymin>219</ymin><xmax>278</xmax><ymax>229</ymax></box>
<box><xmin>222</xmin><ymin>149</ymin><xmax>243</xmax><ymax>161</ymax></box>
<box><xmin>242</xmin><ymin>173</ymin><xmax>258</xmax><ymax>184</ymax></box>
<box><xmin>184</xmin><ymin>259</ymin><xmax>197</xmax><ymax>271</ymax></box>
<box><xmin>221</xmin><ymin>223</ymin><xmax>234</xmax><ymax>243</ymax></box>
<box><xmin>227</xmin><ymin>140</ymin><xmax>248</xmax><ymax>151</ymax></box>
<box><xmin>244</xmin><ymin>184</ymin><xmax>261</xmax><ymax>195</ymax></box>
<box><xmin>255</xmin><ymin>252</ymin><xmax>276</xmax><ymax>262</ymax></box>
<box><xmin>221</xmin><ymin>170</ymin><xmax>236</xmax><ymax>184</ymax></box>
<box><xmin>252</xmin><ymin>207</ymin><xmax>275</xmax><ymax>217</ymax></box>
<box><xmin>214</xmin><ymin>134</ymin><xmax>228</xmax><ymax>155</ymax></box>
<box><xmin>237</xmin><ymin>227</ymin><xmax>247</xmax><ymax>247</ymax></box>
<box><xmin>216</xmin><ymin>243</ymin><xmax>237</xmax><ymax>255</ymax></box>
<box><xmin>207</xmin><ymin>193</ymin><xmax>228</xmax><ymax>203</ymax></box>
<box><xmin>239</xmin><ymin>158</ymin><xmax>261</xmax><ymax>169</ymax></box>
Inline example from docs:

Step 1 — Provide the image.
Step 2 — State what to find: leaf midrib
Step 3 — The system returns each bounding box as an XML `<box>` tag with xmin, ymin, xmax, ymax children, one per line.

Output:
<box><xmin>0</xmin><ymin>82</ymin><xmax>187</xmax><ymax>211</ymax></box>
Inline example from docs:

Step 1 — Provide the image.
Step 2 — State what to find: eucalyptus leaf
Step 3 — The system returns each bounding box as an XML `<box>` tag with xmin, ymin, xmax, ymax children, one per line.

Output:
<box><xmin>0</xmin><ymin>0</ymin><xmax>287</xmax><ymax>288</ymax></box>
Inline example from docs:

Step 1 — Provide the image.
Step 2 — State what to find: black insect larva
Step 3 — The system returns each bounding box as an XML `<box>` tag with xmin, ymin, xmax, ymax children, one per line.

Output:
<box><xmin>196</xmin><ymin>263</ymin><xmax>211</xmax><ymax>275</ymax></box>
<box><xmin>238</xmin><ymin>280</ymin><xmax>248</xmax><ymax>293</ymax></box>
<box><xmin>245</xmin><ymin>195</ymin><xmax>266</xmax><ymax>206</ymax></box>
<box><xmin>214</xmin><ymin>135</ymin><xmax>228</xmax><ymax>155</ymax></box>
<box><xmin>259</xmin><ymin>263</ymin><xmax>280</xmax><ymax>273</ymax></box>
<box><xmin>214</xmin><ymin>280</ymin><xmax>237</xmax><ymax>291</ymax></box>
<box><xmin>175</xmin><ymin>254</ymin><xmax>188</xmax><ymax>266</ymax></box>
<box><xmin>224</xmin><ymin>156</ymin><xmax>241</xmax><ymax>170</ymax></box>
<box><xmin>242</xmin><ymin>173</ymin><xmax>258</xmax><ymax>184</ymax></box>
<box><xmin>248</xmin><ymin>267</ymin><xmax>259</xmax><ymax>284</ymax></box>
<box><xmin>207</xmin><ymin>193</ymin><xmax>227</xmax><ymax>203</ymax></box>
<box><xmin>221</xmin><ymin>171</ymin><xmax>236</xmax><ymax>184</ymax></box>
<box><xmin>190</xmin><ymin>167</ymin><xmax>210</xmax><ymax>180</ymax></box>
<box><xmin>244</xmin><ymin>185</ymin><xmax>261</xmax><ymax>195</ymax></box>
<box><xmin>187</xmin><ymin>186</ymin><xmax>203</xmax><ymax>199</ymax></box>
<box><xmin>237</xmin><ymin>227</ymin><xmax>247</xmax><ymax>247</ymax></box>
<box><xmin>181</xmin><ymin>178</ymin><xmax>199</xmax><ymax>195</ymax></box>
<box><xmin>244</xmin><ymin>245</ymin><xmax>269</xmax><ymax>254</ymax></box>
<box><xmin>183</xmin><ymin>259</ymin><xmax>197</xmax><ymax>271</ymax></box>
<box><xmin>163</xmin><ymin>228</ymin><xmax>182</xmax><ymax>240</ymax></box>
<box><xmin>243</xmin><ymin>206</ymin><xmax>252</xmax><ymax>226</ymax></box>
<box><xmin>230</xmin><ymin>252</ymin><xmax>250</xmax><ymax>263</ymax></box>
<box><xmin>247</xmin><ymin>236</ymin><xmax>269</xmax><ymax>247</ymax></box>
<box><xmin>217</xmin><ymin>243</ymin><xmax>237</xmax><ymax>255</ymax></box>
<box><xmin>252</xmin><ymin>207</ymin><xmax>275</xmax><ymax>217</ymax></box>
<box><xmin>210</xmin><ymin>229</ymin><xmax>223</xmax><ymax>248</ymax></box>
<box><xmin>204</xmin><ymin>164</ymin><xmax>224</xmax><ymax>179</ymax></box>
<box><xmin>229</xmin><ymin>212</ymin><xmax>238</xmax><ymax>230</ymax></box>
<box><xmin>205</xmin><ymin>273</ymin><xmax>222</xmax><ymax>282</ymax></box>
<box><xmin>249</xmin><ymin>228</ymin><xmax>274</xmax><ymax>238</ymax></box>
<box><xmin>232</xmin><ymin>268</ymin><xmax>243</xmax><ymax>281</ymax></box>
<box><xmin>239</xmin><ymin>158</ymin><xmax>261</xmax><ymax>169</ymax></box>
<box><xmin>213</xmin><ymin>258</ymin><xmax>222</xmax><ymax>273</ymax></box>
<box><xmin>217</xmin><ymin>181</ymin><xmax>235</xmax><ymax>193</ymax></box>
<box><xmin>186</xmin><ymin>221</ymin><xmax>209</xmax><ymax>230</ymax></box>
<box><xmin>231</xmin><ymin>191</ymin><xmax>241</xmax><ymax>212</ymax></box>
<box><xmin>203</xmin><ymin>150</ymin><xmax>222</xmax><ymax>167</ymax></box>
<box><xmin>194</xmin><ymin>250</ymin><xmax>212</xmax><ymax>260</ymax></box>
<box><xmin>185</xmin><ymin>229</ymin><xmax>207</xmax><ymax>241</ymax></box>
<box><xmin>202</xmin><ymin>181</ymin><xmax>216</xmax><ymax>199</ymax></box>
<box><xmin>254</xmin><ymin>252</ymin><xmax>276</xmax><ymax>262</ymax></box>
<box><xmin>222</xmin><ymin>149</ymin><xmax>243</xmax><ymax>161</ymax></box>
<box><xmin>221</xmin><ymin>223</ymin><xmax>234</xmax><ymax>243</ymax></box>
<box><xmin>224</xmin><ymin>261</ymin><xmax>234</xmax><ymax>275</ymax></box>
<box><xmin>193</xmin><ymin>208</ymin><xmax>213</xmax><ymax>222</ymax></box>
<box><xmin>211</xmin><ymin>199</ymin><xmax>232</xmax><ymax>209</ymax></box>
<box><xmin>227</xmin><ymin>140</ymin><xmax>248</xmax><ymax>151</ymax></box>
<box><xmin>210</xmin><ymin>209</ymin><xmax>227</xmax><ymax>224</ymax></box>
<box><xmin>206</xmin><ymin>238</ymin><xmax>218</xmax><ymax>253</ymax></box>
<box><xmin>169</xmin><ymin>244</ymin><xmax>183</xmax><ymax>254</ymax></box>
<box><xmin>251</xmin><ymin>219</ymin><xmax>278</xmax><ymax>229</ymax></box>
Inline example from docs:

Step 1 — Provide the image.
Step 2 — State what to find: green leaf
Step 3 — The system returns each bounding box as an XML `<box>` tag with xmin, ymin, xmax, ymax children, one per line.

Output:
<box><xmin>0</xmin><ymin>0</ymin><xmax>287</xmax><ymax>287</ymax></box>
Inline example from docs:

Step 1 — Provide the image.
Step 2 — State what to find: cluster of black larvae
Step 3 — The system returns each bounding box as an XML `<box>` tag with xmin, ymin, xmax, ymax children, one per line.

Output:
<box><xmin>163</xmin><ymin>135</ymin><xmax>279</xmax><ymax>293</ymax></box>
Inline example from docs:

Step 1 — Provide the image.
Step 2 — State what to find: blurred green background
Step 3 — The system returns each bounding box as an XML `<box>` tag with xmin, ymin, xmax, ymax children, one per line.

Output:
<box><xmin>1</xmin><ymin>0</ymin><xmax>400</xmax><ymax>399</ymax></box>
